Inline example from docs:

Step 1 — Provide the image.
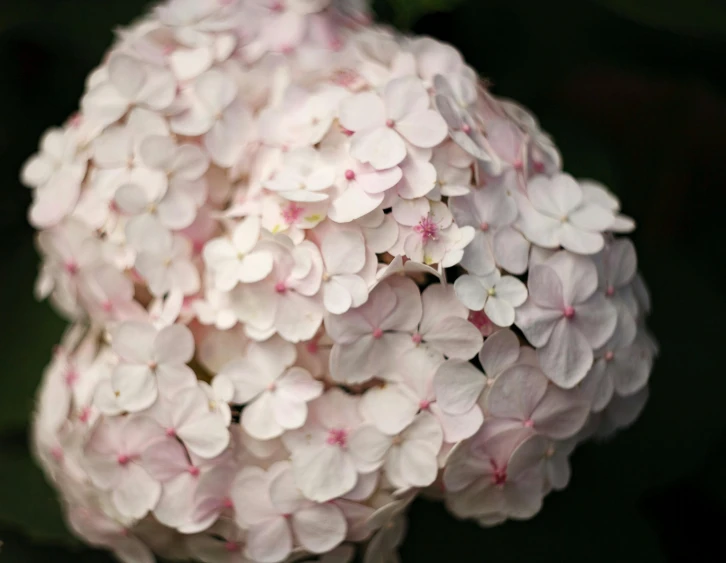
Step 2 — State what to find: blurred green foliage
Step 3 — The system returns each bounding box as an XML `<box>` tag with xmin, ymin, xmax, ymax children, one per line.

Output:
<box><xmin>2</xmin><ymin>0</ymin><xmax>726</xmax><ymax>561</ymax></box>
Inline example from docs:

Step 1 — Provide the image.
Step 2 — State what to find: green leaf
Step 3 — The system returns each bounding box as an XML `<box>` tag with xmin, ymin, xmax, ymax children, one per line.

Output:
<box><xmin>380</xmin><ymin>0</ymin><xmax>466</xmax><ymax>29</ymax></box>
<box><xmin>590</xmin><ymin>0</ymin><xmax>726</xmax><ymax>37</ymax></box>
<box><xmin>0</xmin><ymin>434</ymin><xmax>76</xmax><ymax>545</ymax></box>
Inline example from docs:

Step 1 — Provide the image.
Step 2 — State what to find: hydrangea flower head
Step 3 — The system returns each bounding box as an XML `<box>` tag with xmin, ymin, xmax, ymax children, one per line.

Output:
<box><xmin>26</xmin><ymin>1</ymin><xmax>656</xmax><ymax>561</ymax></box>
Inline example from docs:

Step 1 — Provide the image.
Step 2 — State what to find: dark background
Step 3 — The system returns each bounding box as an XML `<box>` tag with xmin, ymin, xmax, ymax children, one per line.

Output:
<box><xmin>1</xmin><ymin>0</ymin><xmax>725</xmax><ymax>561</ymax></box>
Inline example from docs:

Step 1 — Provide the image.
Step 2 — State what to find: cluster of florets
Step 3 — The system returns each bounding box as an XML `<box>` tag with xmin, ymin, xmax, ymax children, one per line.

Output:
<box><xmin>25</xmin><ymin>1</ymin><xmax>657</xmax><ymax>562</ymax></box>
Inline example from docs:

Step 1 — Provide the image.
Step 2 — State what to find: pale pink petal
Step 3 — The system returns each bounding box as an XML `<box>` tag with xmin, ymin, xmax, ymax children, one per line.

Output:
<box><xmin>293</xmin><ymin>445</ymin><xmax>357</xmax><ymax>503</ymax></box>
<box><xmin>112</xmin><ymin>365</ymin><xmax>157</xmax><ymax>412</ymax></box>
<box><xmin>339</xmin><ymin>92</ymin><xmax>386</xmax><ymax>132</ymax></box>
<box><xmin>515</xmin><ymin>299</ymin><xmax>563</xmax><ymax>348</ymax></box>
<box><xmin>152</xmin><ymin>325</ymin><xmax>193</xmax><ymax>366</ymax></box>
<box><xmin>454</xmin><ymin>275</ymin><xmax>486</xmax><ymax>311</ymax></box>
<box><xmin>486</xmin><ymin>364</ymin><xmax>548</xmax><ymax>421</ymax></box>
<box><xmin>293</xmin><ymin>504</ymin><xmax>347</xmax><ymax>554</ymax></box>
<box><xmin>531</xmin><ymin>387</ymin><xmax>589</xmax><ymax>440</ymax></box>
<box><xmin>112</xmin><ymin>464</ymin><xmax>160</xmax><ymax>519</ymax></box>
<box><xmin>243</xmin><ymin>393</ymin><xmax>283</xmax><ymax>440</ymax></box>
<box><xmin>434</xmin><ymin>360</ymin><xmax>486</xmax><ymax>415</ymax></box>
<box><xmin>396</xmin><ymin>110</ymin><xmax>448</xmax><ymax>149</ymax></box>
<box><xmin>484</xmin><ymin>296</ymin><xmax>515</xmax><ymax>328</ymax></box>
<box><xmin>361</xmin><ymin>386</ymin><xmax>418</xmax><ymax>435</ymax></box>
<box><xmin>571</xmin><ymin>294</ymin><xmax>617</xmax><ymax>348</ymax></box>
<box><xmin>478</xmin><ymin>329</ymin><xmax>520</xmax><ymax>377</ymax></box>
<box><xmin>247</xmin><ymin>517</ymin><xmax>293</xmax><ymax>563</ymax></box>
<box><xmin>424</xmin><ymin>316</ymin><xmax>483</xmax><ymax>360</ymax></box>
<box><xmin>538</xmin><ymin>319</ymin><xmax>593</xmax><ymax>388</ymax></box>
<box><xmin>329</xmin><ymin>184</ymin><xmax>385</xmax><ymax>223</ymax></box>
<box><xmin>559</xmin><ymin>223</ymin><xmax>605</xmax><ymax>255</ymax></box>
<box><xmin>347</xmin><ymin>425</ymin><xmax>391</xmax><ymax>473</ymax></box>
<box><xmin>351</xmin><ymin>128</ymin><xmax>406</xmax><ymax>170</ymax></box>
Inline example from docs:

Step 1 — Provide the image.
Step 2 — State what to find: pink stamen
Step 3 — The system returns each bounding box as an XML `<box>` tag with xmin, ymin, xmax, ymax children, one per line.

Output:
<box><xmin>533</xmin><ymin>161</ymin><xmax>545</xmax><ymax>173</ymax></box>
<box><xmin>222</xmin><ymin>497</ymin><xmax>234</xmax><ymax>509</ymax></box>
<box><xmin>101</xmin><ymin>300</ymin><xmax>113</xmax><ymax>313</ymax></box>
<box><xmin>345</xmin><ymin>169</ymin><xmax>356</xmax><ymax>181</ymax></box>
<box><xmin>372</xmin><ymin>327</ymin><xmax>384</xmax><ymax>339</ymax></box>
<box><xmin>414</xmin><ymin>216</ymin><xmax>439</xmax><ymax>242</ymax></box>
<box><xmin>51</xmin><ymin>447</ymin><xmax>64</xmax><ymax>462</ymax></box>
<box><xmin>326</xmin><ymin>428</ymin><xmax>348</xmax><ymax>447</ymax></box>
<box><xmin>563</xmin><ymin>306</ymin><xmax>575</xmax><ymax>319</ymax></box>
<box><xmin>275</xmin><ymin>281</ymin><xmax>287</xmax><ymax>294</ymax></box>
<box><xmin>386</xmin><ymin>119</ymin><xmax>396</xmax><ymax>128</ymax></box>
<box><xmin>188</xmin><ymin>466</ymin><xmax>200</xmax><ymax>477</ymax></box>
<box><xmin>64</xmin><ymin>261</ymin><xmax>79</xmax><ymax>275</ymax></box>
<box><xmin>523</xmin><ymin>419</ymin><xmax>534</xmax><ymax>429</ymax></box>
<box><xmin>306</xmin><ymin>341</ymin><xmax>319</xmax><ymax>355</ymax></box>
<box><xmin>513</xmin><ymin>159</ymin><xmax>524</xmax><ymax>170</ymax></box>
<box><xmin>282</xmin><ymin>202</ymin><xmax>303</xmax><ymax>225</ymax></box>
<box><xmin>419</xmin><ymin>399</ymin><xmax>432</xmax><ymax>410</ymax></box>
<box><xmin>604</xmin><ymin>351</ymin><xmax>615</xmax><ymax>362</ymax></box>
<box><xmin>270</xmin><ymin>1</ymin><xmax>284</xmax><ymax>13</ymax></box>
<box><xmin>606</xmin><ymin>285</ymin><xmax>615</xmax><ymax>297</ymax></box>
<box><xmin>267</xmin><ymin>381</ymin><xmax>277</xmax><ymax>392</ymax></box>
<box><xmin>480</xmin><ymin>222</ymin><xmax>490</xmax><ymax>232</ymax></box>
<box><xmin>461</xmin><ymin>123</ymin><xmax>472</xmax><ymax>134</ymax></box>
<box><xmin>412</xmin><ymin>333</ymin><xmax>423</xmax><ymax>345</ymax></box>
<box><xmin>341</xmin><ymin>126</ymin><xmax>354</xmax><ymax>136</ymax></box>
<box><xmin>165</xmin><ymin>428</ymin><xmax>176</xmax><ymax>438</ymax></box>
<box><xmin>117</xmin><ymin>454</ymin><xmax>131</xmax><ymax>466</ymax></box>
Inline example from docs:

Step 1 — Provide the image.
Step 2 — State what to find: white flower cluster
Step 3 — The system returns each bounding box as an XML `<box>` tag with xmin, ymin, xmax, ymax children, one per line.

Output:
<box><xmin>26</xmin><ymin>1</ymin><xmax>657</xmax><ymax>562</ymax></box>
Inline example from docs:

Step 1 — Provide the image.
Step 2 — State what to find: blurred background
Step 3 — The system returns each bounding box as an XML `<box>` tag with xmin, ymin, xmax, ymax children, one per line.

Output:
<box><xmin>1</xmin><ymin>0</ymin><xmax>725</xmax><ymax>561</ymax></box>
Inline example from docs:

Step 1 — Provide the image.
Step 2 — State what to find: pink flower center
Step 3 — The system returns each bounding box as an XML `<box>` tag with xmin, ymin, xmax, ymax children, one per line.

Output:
<box><xmin>329</xmin><ymin>36</ymin><xmax>343</xmax><ymax>51</ymax></box>
<box><xmin>386</xmin><ymin>119</ymin><xmax>396</xmax><ymax>128</ymax></box>
<box><xmin>606</xmin><ymin>285</ymin><xmax>615</xmax><ymax>297</ymax></box>
<box><xmin>513</xmin><ymin>158</ymin><xmax>524</xmax><ymax>170</ymax></box>
<box><xmin>78</xmin><ymin>407</ymin><xmax>91</xmax><ymax>423</ymax></box>
<box><xmin>419</xmin><ymin>399</ymin><xmax>432</xmax><ymax>410</ymax></box>
<box><xmin>117</xmin><ymin>454</ymin><xmax>131</xmax><ymax>466</ymax></box>
<box><xmin>165</xmin><ymin>428</ymin><xmax>177</xmax><ymax>438</ymax></box>
<box><xmin>414</xmin><ymin>216</ymin><xmax>439</xmax><ymax>242</ymax></box>
<box><xmin>222</xmin><ymin>497</ymin><xmax>234</xmax><ymax>509</ymax></box>
<box><xmin>604</xmin><ymin>350</ymin><xmax>615</xmax><ymax>362</ymax></box>
<box><xmin>267</xmin><ymin>381</ymin><xmax>277</xmax><ymax>392</ymax></box>
<box><xmin>275</xmin><ymin>281</ymin><xmax>287</xmax><ymax>294</ymax></box>
<box><xmin>372</xmin><ymin>327</ymin><xmax>384</xmax><ymax>339</ymax></box>
<box><xmin>563</xmin><ymin>306</ymin><xmax>576</xmax><ymax>319</ymax></box>
<box><xmin>270</xmin><ymin>1</ymin><xmax>284</xmax><ymax>12</ymax></box>
<box><xmin>533</xmin><ymin>161</ymin><xmax>545</xmax><ymax>173</ymax></box>
<box><xmin>480</xmin><ymin>222</ymin><xmax>490</xmax><ymax>232</ymax></box>
<box><xmin>188</xmin><ymin>466</ymin><xmax>200</xmax><ymax>477</ymax></box>
<box><xmin>345</xmin><ymin>169</ymin><xmax>356</xmax><ymax>181</ymax></box>
<box><xmin>461</xmin><ymin>123</ymin><xmax>472</xmax><ymax>134</ymax></box>
<box><xmin>341</xmin><ymin>126</ymin><xmax>354</xmax><ymax>136</ymax></box>
<box><xmin>51</xmin><ymin>447</ymin><xmax>64</xmax><ymax>462</ymax></box>
<box><xmin>225</xmin><ymin>541</ymin><xmax>241</xmax><ymax>553</ymax></box>
<box><xmin>306</xmin><ymin>341</ymin><xmax>319</xmax><ymax>354</ymax></box>
<box><xmin>282</xmin><ymin>202</ymin><xmax>303</xmax><ymax>225</ymax></box>
<box><xmin>64</xmin><ymin>261</ymin><xmax>79</xmax><ymax>275</ymax></box>
<box><xmin>326</xmin><ymin>428</ymin><xmax>348</xmax><ymax>447</ymax></box>
<box><xmin>523</xmin><ymin>419</ymin><xmax>535</xmax><ymax>429</ymax></box>
<box><xmin>101</xmin><ymin>300</ymin><xmax>114</xmax><ymax>313</ymax></box>
<box><xmin>412</xmin><ymin>333</ymin><xmax>423</xmax><ymax>345</ymax></box>
<box><xmin>64</xmin><ymin>369</ymin><xmax>78</xmax><ymax>387</ymax></box>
